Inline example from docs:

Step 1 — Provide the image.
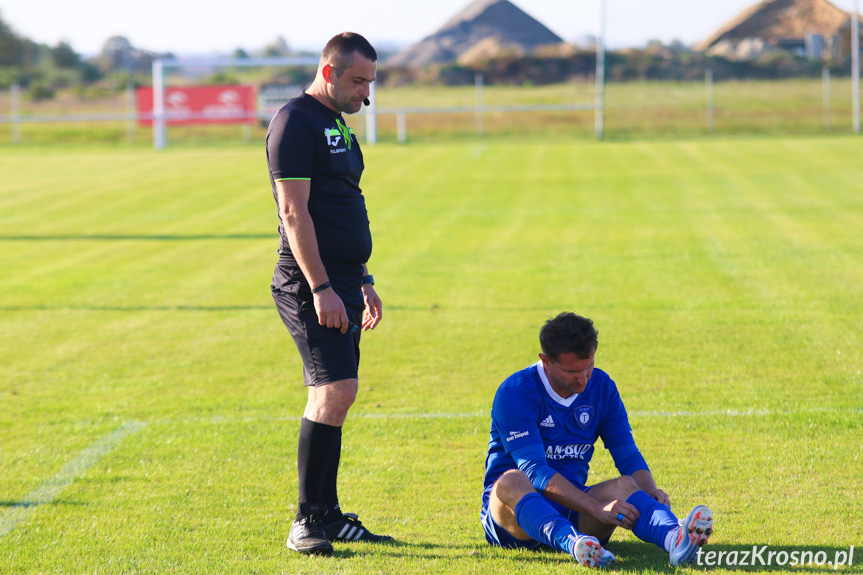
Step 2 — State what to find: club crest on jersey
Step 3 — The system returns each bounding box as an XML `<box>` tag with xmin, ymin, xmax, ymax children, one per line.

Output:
<box><xmin>574</xmin><ymin>406</ymin><xmax>594</xmax><ymax>430</ymax></box>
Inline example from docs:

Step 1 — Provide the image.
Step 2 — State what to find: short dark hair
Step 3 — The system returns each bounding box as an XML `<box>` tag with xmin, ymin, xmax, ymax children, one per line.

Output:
<box><xmin>539</xmin><ymin>312</ymin><xmax>598</xmax><ymax>361</ymax></box>
<box><xmin>321</xmin><ymin>32</ymin><xmax>377</xmax><ymax>73</ymax></box>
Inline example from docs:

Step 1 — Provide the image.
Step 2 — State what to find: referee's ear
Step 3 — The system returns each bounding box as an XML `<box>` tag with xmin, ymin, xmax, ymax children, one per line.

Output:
<box><xmin>322</xmin><ymin>64</ymin><xmax>336</xmax><ymax>84</ymax></box>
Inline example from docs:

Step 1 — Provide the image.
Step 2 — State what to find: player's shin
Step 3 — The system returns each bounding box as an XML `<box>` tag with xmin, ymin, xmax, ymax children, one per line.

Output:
<box><xmin>514</xmin><ymin>493</ymin><xmax>581</xmax><ymax>555</ymax></box>
<box><xmin>297</xmin><ymin>418</ymin><xmax>341</xmax><ymax>517</ymax></box>
<box><xmin>626</xmin><ymin>490</ymin><xmax>679</xmax><ymax>549</ymax></box>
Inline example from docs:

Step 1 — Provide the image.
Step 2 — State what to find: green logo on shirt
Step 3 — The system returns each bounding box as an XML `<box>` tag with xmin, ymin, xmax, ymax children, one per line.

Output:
<box><xmin>324</xmin><ymin>120</ymin><xmax>355</xmax><ymax>151</ymax></box>
<box><xmin>335</xmin><ymin>118</ymin><xmax>352</xmax><ymax>151</ymax></box>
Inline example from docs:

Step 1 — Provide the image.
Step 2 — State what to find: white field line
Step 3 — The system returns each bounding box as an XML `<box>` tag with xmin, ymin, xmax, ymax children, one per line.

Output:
<box><xmin>2</xmin><ymin>406</ymin><xmax>857</xmax><ymax>538</ymax></box>
<box><xmin>147</xmin><ymin>405</ymin><xmax>861</xmax><ymax>427</ymax></box>
<box><xmin>0</xmin><ymin>421</ymin><xmax>146</xmax><ymax>539</ymax></box>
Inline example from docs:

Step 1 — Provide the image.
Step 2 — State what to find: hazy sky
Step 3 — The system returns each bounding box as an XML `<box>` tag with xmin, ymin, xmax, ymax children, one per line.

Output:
<box><xmin>2</xmin><ymin>0</ymin><xmax>861</xmax><ymax>56</ymax></box>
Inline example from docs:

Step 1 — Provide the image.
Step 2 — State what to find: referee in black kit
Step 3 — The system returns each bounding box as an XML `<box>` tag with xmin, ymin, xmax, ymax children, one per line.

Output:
<box><xmin>266</xmin><ymin>32</ymin><xmax>392</xmax><ymax>555</ymax></box>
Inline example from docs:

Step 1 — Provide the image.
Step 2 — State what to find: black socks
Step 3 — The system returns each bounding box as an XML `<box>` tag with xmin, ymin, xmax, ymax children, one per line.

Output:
<box><xmin>296</xmin><ymin>417</ymin><xmax>342</xmax><ymax>520</ymax></box>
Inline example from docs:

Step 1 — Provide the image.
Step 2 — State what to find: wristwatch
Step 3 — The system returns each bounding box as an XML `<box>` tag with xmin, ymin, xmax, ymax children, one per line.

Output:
<box><xmin>362</xmin><ymin>274</ymin><xmax>374</xmax><ymax>285</ymax></box>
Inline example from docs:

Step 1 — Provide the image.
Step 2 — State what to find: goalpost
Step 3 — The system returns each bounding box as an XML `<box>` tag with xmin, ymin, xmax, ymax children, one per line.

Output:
<box><xmin>595</xmin><ymin>0</ymin><xmax>607</xmax><ymax>140</ymax></box>
<box><xmin>150</xmin><ymin>2</ymin><xmax>609</xmax><ymax>148</ymax></box>
<box><xmin>150</xmin><ymin>56</ymin><xmax>319</xmax><ymax>149</ymax></box>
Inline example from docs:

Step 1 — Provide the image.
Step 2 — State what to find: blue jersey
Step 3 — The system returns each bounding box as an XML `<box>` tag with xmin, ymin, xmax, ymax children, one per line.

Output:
<box><xmin>483</xmin><ymin>361</ymin><xmax>646</xmax><ymax>493</ymax></box>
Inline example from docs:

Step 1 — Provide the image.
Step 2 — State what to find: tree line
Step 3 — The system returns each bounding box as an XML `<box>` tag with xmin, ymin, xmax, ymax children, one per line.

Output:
<box><xmin>1</xmin><ymin>9</ymin><xmax>854</xmax><ymax>103</ymax></box>
<box><xmin>0</xmin><ymin>13</ymin><xmax>105</xmax><ymax>99</ymax></box>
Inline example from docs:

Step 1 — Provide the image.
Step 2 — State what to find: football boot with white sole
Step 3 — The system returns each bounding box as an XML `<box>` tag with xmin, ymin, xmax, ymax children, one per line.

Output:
<box><xmin>669</xmin><ymin>505</ymin><xmax>714</xmax><ymax>566</ymax></box>
<box><xmin>571</xmin><ymin>534</ymin><xmax>615</xmax><ymax>568</ymax></box>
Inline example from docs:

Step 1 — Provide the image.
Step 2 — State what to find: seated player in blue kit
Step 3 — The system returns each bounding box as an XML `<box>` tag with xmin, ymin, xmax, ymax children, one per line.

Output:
<box><xmin>481</xmin><ymin>312</ymin><xmax>714</xmax><ymax>567</ymax></box>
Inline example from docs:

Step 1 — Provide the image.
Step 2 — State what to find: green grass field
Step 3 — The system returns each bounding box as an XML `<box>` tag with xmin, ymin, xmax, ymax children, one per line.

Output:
<box><xmin>1</xmin><ymin>135</ymin><xmax>862</xmax><ymax>574</ymax></box>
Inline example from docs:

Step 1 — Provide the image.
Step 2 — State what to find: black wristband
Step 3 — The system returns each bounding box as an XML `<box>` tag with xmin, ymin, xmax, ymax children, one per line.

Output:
<box><xmin>311</xmin><ymin>281</ymin><xmax>332</xmax><ymax>294</ymax></box>
<box><xmin>362</xmin><ymin>274</ymin><xmax>374</xmax><ymax>285</ymax></box>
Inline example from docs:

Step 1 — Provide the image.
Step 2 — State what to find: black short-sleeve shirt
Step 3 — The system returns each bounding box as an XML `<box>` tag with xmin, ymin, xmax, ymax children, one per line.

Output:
<box><xmin>266</xmin><ymin>93</ymin><xmax>372</xmax><ymax>278</ymax></box>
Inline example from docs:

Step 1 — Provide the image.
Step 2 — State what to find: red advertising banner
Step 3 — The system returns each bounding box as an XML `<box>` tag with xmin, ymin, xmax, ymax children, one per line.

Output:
<box><xmin>137</xmin><ymin>85</ymin><xmax>256</xmax><ymax>126</ymax></box>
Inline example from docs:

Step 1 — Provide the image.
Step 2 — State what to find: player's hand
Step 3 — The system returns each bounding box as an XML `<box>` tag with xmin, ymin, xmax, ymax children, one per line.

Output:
<box><xmin>313</xmin><ymin>287</ymin><xmax>349</xmax><ymax>333</ymax></box>
<box><xmin>599</xmin><ymin>499</ymin><xmax>640</xmax><ymax>530</ymax></box>
<box><xmin>361</xmin><ymin>284</ymin><xmax>382</xmax><ymax>330</ymax></box>
<box><xmin>647</xmin><ymin>488</ymin><xmax>671</xmax><ymax>507</ymax></box>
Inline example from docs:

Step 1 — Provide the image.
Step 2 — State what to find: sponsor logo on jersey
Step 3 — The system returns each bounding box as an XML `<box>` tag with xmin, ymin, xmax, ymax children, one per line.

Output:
<box><xmin>574</xmin><ymin>406</ymin><xmax>594</xmax><ymax>430</ymax></box>
<box><xmin>324</xmin><ymin>128</ymin><xmax>344</xmax><ymax>152</ymax></box>
<box><xmin>540</xmin><ymin>415</ymin><xmax>555</xmax><ymax>428</ymax></box>
<box><xmin>545</xmin><ymin>443</ymin><xmax>591</xmax><ymax>460</ymax></box>
<box><xmin>324</xmin><ymin>118</ymin><xmax>355</xmax><ymax>153</ymax></box>
<box><xmin>506</xmin><ymin>430</ymin><xmax>530</xmax><ymax>442</ymax></box>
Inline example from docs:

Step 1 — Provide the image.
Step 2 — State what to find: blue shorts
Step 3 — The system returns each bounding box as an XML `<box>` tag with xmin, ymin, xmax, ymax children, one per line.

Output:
<box><xmin>480</xmin><ymin>482</ymin><xmax>607</xmax><ymax>550</ymax></box>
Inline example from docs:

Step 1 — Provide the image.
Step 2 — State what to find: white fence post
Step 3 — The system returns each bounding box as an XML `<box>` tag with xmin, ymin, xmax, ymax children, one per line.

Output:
<box><xmin>365</xmin><ymin>81</ymin><xmax>377</xmax><ymax>145</ymax></box>
<box><xmin>706</xmin><ymin>68</ymin><xmax>714</xmax><ymax>133</ymax></box>
<box><xmin>475</xmin><ymin>73</ymin><xmax>484</xmax><ymax>137</ymax></box>
<box><xmin>823</xmin><ymin>66</ymin><xmax>831</xmax><ymax>130</ymax></box>
<box><xmin>853</xmin><ymin>0</ymin><xmax>860</xmax><ymax>134</ymax></box>
<box><xmin>595</xmin><ymin>0</ymin><xmax>607</xmax><ymax>141</ymax></box>
<box><xmin>396</xmin><ymin>110</ymin><xmax>407</xmax><ymax>144</ymax></box>
<box><xmin>153</xmin><ymin>59</ymin><xmax>166</xmax><ymax>149</ymax></box>
<box><xmin>11</xmin><ymin>83</ymin><xmax>21</xmax><ymax>144</ymax></box>
<box><xmin>126</xmin><ymin>81</ymin><xmax>136</xmax><ymax>144</ymax></box>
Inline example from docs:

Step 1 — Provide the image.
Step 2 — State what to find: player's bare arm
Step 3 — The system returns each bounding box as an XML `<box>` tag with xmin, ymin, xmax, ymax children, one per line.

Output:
<box><xmin>632</xmin><ymin>469</ymin><xmax>671</xmax><ymax>506</ymax></box>
<box><xmin>275</xmin><ymin>179</ymin><xmax>348</xmax><ymax>333</ymax></box>
<box><xmin>543</xmin><ymin>473</ymin><xmax>639</xmax><ymax>529</ymax></box>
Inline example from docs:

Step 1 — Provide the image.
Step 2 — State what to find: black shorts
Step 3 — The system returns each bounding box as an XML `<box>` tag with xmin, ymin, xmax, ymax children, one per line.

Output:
<box><xmin>271</xmin><ymin>263</ymin><xmax>363</xmax><ymax>387</ymax></box>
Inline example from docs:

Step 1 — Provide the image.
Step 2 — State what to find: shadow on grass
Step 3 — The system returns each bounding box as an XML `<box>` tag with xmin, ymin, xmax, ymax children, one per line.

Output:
<box><xmin>0</xmin><ymin>499</ymin><xmax>89</xmax><ymax>508</ymax></box>
<box><xmin>2</xmin><ymin>303</ymin><xmax>548</xmax><ymax>313</ymax></box>
<box><xmin>0</xmin><ymin>304</ymin><xmax>273</xmax><ymax>312</ymax></box>
<box><xmin>0</xmin><ymin>234</ymin><xmax>271</xmax><ymax>241</ymax></box>
<box><xmin>0</xmin><ymin>501</ymin><xmax>37</xmax><ymax>508</ymax></box>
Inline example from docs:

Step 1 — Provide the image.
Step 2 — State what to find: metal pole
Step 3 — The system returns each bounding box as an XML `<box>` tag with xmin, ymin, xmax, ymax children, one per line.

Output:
<box><xmin>823</xmin><ymin>66</ymin><xmax>831</xmax><ymax>130</ymax></box>
<box><xmin>396</xmin><ymin>110</ymin><xmax>407</xmax><ymax>144</ymax></box>
<box><xmin>706</xmin><ymin>68</ymin><xmax>714</xmax><ymax>133</ymax></box>
<box><xmin>365</xmin><ymin>81</ymin><xmax>377</xmax><ymax>145</ymax></box>
<box><xmin>127</xmin><ymin>81</ymin><xmax>136</xmax><ymax>145</ymax></box>
<box><xmin>853</xmin><ymin>0</ymin><xmax>860</xmax><ymax>134</ymax></box>
<box><xmin>11</xmin><ymin>83</ymin><xmax>21</xmax><ymax>144</ymax></box>
<box><xmin>475</xmin><ymin>72</ymin><xmax>484</xmax><ymax>137</ymax></box>
<box><xmin>153</xmin><ymin>59</ymin><xmax>166</xmax><ymax>149</ymax></box>
<box><xmin>595</xmin><ymin>0</ymin><xmax>607</xmax><ymax>140</ymax></box>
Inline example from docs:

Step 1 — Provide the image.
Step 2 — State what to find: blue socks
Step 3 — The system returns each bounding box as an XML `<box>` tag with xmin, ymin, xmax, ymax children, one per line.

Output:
<box><xmin>514</xmin><ymin>492</ymin><xmax>580</xmax><ymax>555</ymax></box>
<box><xmin>512</xmin><ymin>490</ymin><xmax>680</xmax><ymax>555</ymax></box>
<box><xmin>626</xmin><ymin>490</ymin><xmax>679</xmax><ymax>550</ymax></box>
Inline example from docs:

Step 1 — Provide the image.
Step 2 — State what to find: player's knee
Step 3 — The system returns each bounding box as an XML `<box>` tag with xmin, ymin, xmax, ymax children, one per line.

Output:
<box><xmin>493</xmin><ymin>470</ymin><xmax>534</xmax><ymax>504</ymax></box>
<box><xmin>333</xmin><ymin>382</ymin><xmax>358</xmax><ymax>408</ymax></box>
<box><xmin>613</xmin><ymin>475</ymin><xmax>639</xmax><ymax>498</ymax></box>
<box><xmin>306</xmin><ymin>379</ymin><xmax>357</xmax><ymax>424</ymax></box>
<box><xmin>498</xmin><ymin>469</ymin><xmax>531</xmax><ymax>488</ymax></box>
